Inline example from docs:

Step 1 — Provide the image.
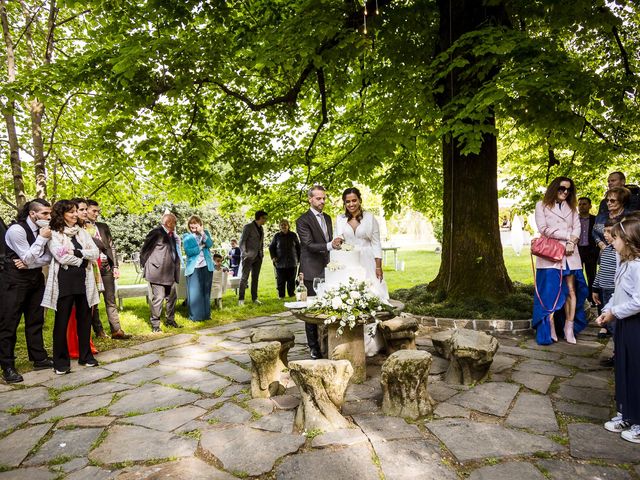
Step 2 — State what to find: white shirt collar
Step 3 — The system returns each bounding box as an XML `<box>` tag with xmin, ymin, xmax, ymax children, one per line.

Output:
<box><xmin>310</xmin><ymin>207</ymin><xmax>323</xmax><ymax>217</ymax></box>
<box><xmin>26</xmin><ymin>217</ymin><xmax>38</xmax><ymax>232</ymax></box>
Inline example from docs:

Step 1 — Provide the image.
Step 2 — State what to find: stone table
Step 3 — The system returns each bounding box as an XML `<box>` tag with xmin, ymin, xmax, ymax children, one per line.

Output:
<box><xmin>288</xmin><ymin>299</ymin><xmax>403</xmax><ymax>383</ymax></box>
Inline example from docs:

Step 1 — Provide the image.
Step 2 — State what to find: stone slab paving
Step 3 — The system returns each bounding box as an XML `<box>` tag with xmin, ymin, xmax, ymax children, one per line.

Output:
<box><xmin>59</xmin><ymin>380</ymin><xmax>132</xmax><ymax>400</ymax></box>
<box><xmin>426</xmin><ymin>419</ymin><xmax>563</xmax><ymax>462</ymax></box>
<box><xmin>554</xmin><ymin>383</ymin><xmax>612</xmax><ymax>407</ymax></box>
<box><xmin>374</xmin><ymin>438</ymin><xmax>459</xmax><ymax>480</ymax></box>
<box><xmin>30</xmin><ymin>392</ymin><xmax>114</xmax><ymax>423</ymax></box>
<box><xmin>1</xmin><ymin>317</ymin><xmax>637</xmax><ymax>479</ymax></box>
<box><xmin>24</xmin><ymin>427</ymin><xmax>103</xmax><ymax>466</ymax></box>
<box><xmin>89</xmin><ymin>425</ymin><xmax>197</xmax><ymax>464</ymax></box>
<box><xmin>0</xmin><ymin>467</ymin><xmax>57</xmax><ymax>479</ymax></box>
<box><xmin>117</xmin><ymin>405</ymin><xmax>206</xmax><ymax>431</ymax></box>
<box><xmin>95</xmin><ymin>347</ymin><xmax>139</xmax><ymax>363</ymax></box>
<box><xmin>0</xmin><ymin>411</ymin><xmax>29</xmax><ymax>433</ymax></box>
<box><xmin>250</xmin><ymin>410</ymin><xmax>295</xmax><ymax>433</ymax></box>
<box><xmin>0</xmin><ymin>423</ymin><xmax>51</xmax><ymax>467</ymax></box>
<box><xmin>207</xmin><ymin>361</ymin><xmax>251</xmax><ymax>383</ymax></box>
<box><xmin>448</xmin><ymin>382</ymin><xmax>520</xmax><ymax>416</ymax></box>
<box><xmin>130</xmin><ymin>333</ymin><xmax>195</xmax><ymax>352</ymax></box>
<box><xmin>200</xmin><ymin>425</ymin><xmax>305</xmax><ymax>476</ymax></box>
<box><xmin>468</xmin><ymin>461</ymin><xmax>546</xmax><ymax>480</ymax></box>
<box><xmin>311</xmin><ymin>428</ymin><xmax>369</xmax><ymax>447</ymax></box>
<box><xmin>353</xmin><ymin>414</ymin><xmax>423</xmax><ymax>443</ymax></box>
<box><xmin>0</xmin><ymin>385</ymin><xmax>52</xmax><ymax>410</ymax></box>
<box><xmin>510</xmin><ymin>370</ymin><xmax>555</xmax><ymax>394</ymax></box>
<box><xmin>554</xmin><ymin>400</ymin><xmax>610</xmax><ymax>421</ymax></box>
<box><xmin>568</xmin><ymin>423</ymin><xmax>640</xmax><ymax>463</ymax></box>
<box><xmin>111</xmin><ymin>364</ymin><xmax>176</xmax><ymax>385</ymax></box>
<box><xmin>116</xmin><ymin>457</ymin><xmax>235</xmax><ymax>479</ymax></box>
<box><xmin>275</xmin><ymin>444</ymin><xmax>380</xmax><ymax>480</ymax></box>
<box><xmin>515</xmin><ymin>359</ymin><xmax>573</xmax><ymax>377</ymax></box>
<box><xmin>43</xmin><ymin>367</ymin><xmax>114</xmax><ymax>389</ymax></box>
<box><xmin>155</xmin><ymin>368</ymin><xmax>231</xmax><ymax>394</ymax></box>
<box><xmin>108</xmin><ymin>383</ymin><xmax>200</xmax><ymax>415</ymax></box>
<box><xmin>536</xmin><ymin>459</ymin><xmax>634</xmax><ymax>480</ymax></box>
<box><xmin>506</xmin><ymin>392</ymin><xmax>558</xmax><ymax>433</ymax></box>
<box><xmin>101</xmin><ymin>353</ymin><xmax>160</xmax><ymax>373</ymax></box>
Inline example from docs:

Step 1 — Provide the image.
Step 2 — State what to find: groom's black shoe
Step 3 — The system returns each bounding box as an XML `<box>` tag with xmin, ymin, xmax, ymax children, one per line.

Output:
<box><xmin>2</xmin><ymin>367</ymin><xmax>24</xmax><ymax>384</ymax></box>
<box><xmin>310</xmin><ymin>349</ymin><xmax>322</xmax><ymax>360</ymax></box>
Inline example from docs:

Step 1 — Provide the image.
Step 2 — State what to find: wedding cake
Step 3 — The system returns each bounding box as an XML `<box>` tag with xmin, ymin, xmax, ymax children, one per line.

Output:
<box><xmin>324</xmin><ymin>247</ymin><xmax>366</xmax><ymax>289</ymax></box>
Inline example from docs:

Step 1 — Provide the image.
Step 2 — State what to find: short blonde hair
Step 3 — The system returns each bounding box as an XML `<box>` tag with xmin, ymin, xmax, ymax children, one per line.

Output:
<box><xmin>187</xmin><ymin>215</ymin><xmax>203</xmax><ymax>228</ymax></box>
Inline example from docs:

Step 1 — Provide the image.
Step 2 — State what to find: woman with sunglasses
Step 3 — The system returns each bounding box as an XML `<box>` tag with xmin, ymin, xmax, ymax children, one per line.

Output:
<box><xmin>533</xmin><ymin>177</ymin><xmax>589</xmax><ymax>345</ymax></box>
<box><xmin>593</xmin><ymin>186</ymin><xmax>632</xmax><ymax>251</ymax></box>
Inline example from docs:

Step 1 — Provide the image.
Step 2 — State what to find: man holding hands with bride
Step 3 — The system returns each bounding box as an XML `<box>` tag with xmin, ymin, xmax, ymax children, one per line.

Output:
<box><xmin>296</xmin><ymin>185</ymin><xmax>343</xmax><ymax>359</ymax></box>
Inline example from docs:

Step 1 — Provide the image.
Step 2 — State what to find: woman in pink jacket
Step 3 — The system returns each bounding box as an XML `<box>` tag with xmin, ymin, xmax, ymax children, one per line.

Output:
<box><xmin>533</xmin><ymin>177</ymin><xmax>589</xmax><ymax>345</ymax></box>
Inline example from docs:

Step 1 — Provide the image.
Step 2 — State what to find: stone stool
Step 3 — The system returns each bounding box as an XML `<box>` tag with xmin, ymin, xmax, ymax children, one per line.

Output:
<box><xmin>431</xmin><ymin>329</ymin><xmax>455</xmax><ymax>359</ymax></box>
<box><xmin>380</xmin><ymin>350</ymin><xmax>434</xmax><ymax>419</ymax></box>
<box><xmin>289</xmin><ymin>359</ymin><xmax>353</xmax><ymax>432</ymax></box>
<box><xmin>379</xmin><ymin>315</ymin><xmax>419</xmax><ymax>354</ymax></box>
<box><xmin>248</xmin><ymin>341</ymin><xmax>284</xmax><ymax>399</ymax></box>
<box><xmin>250</xmin><ymin>326</ymin><xmax>295</xmax><ymax>371</ymax></box>
<box><xmin>445</xmin><ymin>329</ymin><xmax>499</xmax><ymax>385</ymax></box>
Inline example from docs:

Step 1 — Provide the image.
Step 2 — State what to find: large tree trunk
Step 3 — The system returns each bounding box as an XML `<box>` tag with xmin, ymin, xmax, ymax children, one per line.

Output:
<box><xmin>430</xmin><ymin>0</ymin><xmax>513</xmax><ymax>299</ymax></box>
<box><xmin>0</xmin><ymin>0</ymin><xmax>26</xmax><ymax>208</ymax></box>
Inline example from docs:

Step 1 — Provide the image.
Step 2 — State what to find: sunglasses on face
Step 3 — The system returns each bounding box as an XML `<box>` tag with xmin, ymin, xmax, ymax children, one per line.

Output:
<box><xmin>607</xmin><ymin>198</ymin><xmax>619</xmax><ymax>204</ymax></box>
<box><xmin>557</xmin><ymin>186</ymin><xmax>572</xmax><ymax>193</ymax></box>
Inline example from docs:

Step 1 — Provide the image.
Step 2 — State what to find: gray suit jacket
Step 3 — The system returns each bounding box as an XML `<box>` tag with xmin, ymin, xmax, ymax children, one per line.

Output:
<box><xmin>239</xmin><ymin>221</ymin><xmax>264</xmax><ymax>261</ymax></box>
<box><xmin>296</xmin><ymin>209</ymin><xmax>332</xmax><ymax>281</ymax></box>
<box><xmin>140</xmin><ymin>226</ymin><xmax>180</xmax><ymax>285</ymax></box>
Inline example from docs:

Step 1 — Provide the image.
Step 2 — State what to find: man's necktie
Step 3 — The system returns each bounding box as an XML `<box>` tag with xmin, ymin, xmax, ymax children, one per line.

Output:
<box><xmin>317</xmin><ymin>214</ymin><xmax>328</xmax><ymax>241</ymax></box>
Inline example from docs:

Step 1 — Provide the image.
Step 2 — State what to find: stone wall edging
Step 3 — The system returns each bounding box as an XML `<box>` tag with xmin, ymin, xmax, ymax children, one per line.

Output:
<box><xmin>410</xmin><ymin>314</ymin><xmax>532</xmax><ymax>333</ymax></box>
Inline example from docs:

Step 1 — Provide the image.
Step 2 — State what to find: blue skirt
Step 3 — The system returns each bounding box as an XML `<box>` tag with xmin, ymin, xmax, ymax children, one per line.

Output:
<box><xmin>186</xmin><ymin>266</ymin><xmax>213</xmax><ymax>321</ymax></box>
<box><xmin>532</xmin><ymin>267</ymin><xmax>589</xmax><ymax>345</ymax></box>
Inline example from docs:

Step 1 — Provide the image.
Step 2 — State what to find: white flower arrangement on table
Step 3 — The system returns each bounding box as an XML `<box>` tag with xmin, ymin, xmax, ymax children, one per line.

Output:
<box><xmin>306</xmin><ymin>278</ymin><xmax>388</xmax><ymax>335</ymax></box>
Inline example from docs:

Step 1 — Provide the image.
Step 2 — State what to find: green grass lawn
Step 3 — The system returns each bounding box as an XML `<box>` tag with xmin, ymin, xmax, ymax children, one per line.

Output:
<box><xmin>11</xmin><ymin>247</ymin><xmax>534</xmax><ymax>373</ymax></box>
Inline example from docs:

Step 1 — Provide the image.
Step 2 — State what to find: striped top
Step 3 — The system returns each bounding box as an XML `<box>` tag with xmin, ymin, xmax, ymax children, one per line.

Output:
<box><xmin>593</xmin><ymin>244</ymin><xmax>618</xmax><ymax>290</ymax></box>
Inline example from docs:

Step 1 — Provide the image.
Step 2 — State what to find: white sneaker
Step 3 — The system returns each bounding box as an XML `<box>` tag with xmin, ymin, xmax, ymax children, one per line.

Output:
<box><xmin>621</xmin><ymin>424</ymin><xmax>640</xmax><ymax>443</ymax></box>
<box><xmin>605</xmin><ymin>418</ymin><xmax>632</xmax><ymax>432</ymax></box>
<box><xmin>237</xmin><ymin>300</ymin><xmax>245</xmax><ymax>306</ymax></box>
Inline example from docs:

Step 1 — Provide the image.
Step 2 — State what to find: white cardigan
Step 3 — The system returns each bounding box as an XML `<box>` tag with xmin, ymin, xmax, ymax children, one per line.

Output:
<box><xmin>41</xmin><ymin>228</ymin><xmax>100</xmax><ymax>310</ymax></box>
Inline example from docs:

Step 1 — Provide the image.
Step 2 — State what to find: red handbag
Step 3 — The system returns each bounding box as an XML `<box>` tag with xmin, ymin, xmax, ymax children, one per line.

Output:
<box><xmin>531</xmin><ymin>236</ymin><xmax>565</xmax><ymax>262</ymax></box>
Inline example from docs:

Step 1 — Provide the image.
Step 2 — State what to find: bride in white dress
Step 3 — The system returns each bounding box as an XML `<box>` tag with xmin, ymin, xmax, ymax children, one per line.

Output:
<box><xmin>335</xmin><ymin>187</ymin><xmax>389</xmax><ymax>356</ymax></box>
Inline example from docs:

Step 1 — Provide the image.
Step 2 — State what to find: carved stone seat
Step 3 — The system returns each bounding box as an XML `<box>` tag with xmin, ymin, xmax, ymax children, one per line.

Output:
<box><xmin>379</xmin><ymin>315</ymin><xmax>419</xmax><ymax>354</ymax></box>
<box><xmin>248</xmin><ymin>341</ymin><xmax>284</xmax><ymax>398</ymax></box>
<box><xmin>431</xmin><ymin>329</ymin><xmax>455</xmax><ymax>359</ymax></box>
<box><xmin>289</xmin><ymin>359</ymin><xmax>353</xmax><ymax>432</ymax></box>
<box><xmin>445</xmin><ymin>329</ymin><xmax>499</xmax><ymax>385</ymax></box>
<box><xmin>380</xmin><ymin>350</ymin><xmax>434</xmax><ymax>419</ymax></box>
<box><xmin>250</xmin><ymin>326</ymin><xmax>295</xmax><ymax>370</ymax></box>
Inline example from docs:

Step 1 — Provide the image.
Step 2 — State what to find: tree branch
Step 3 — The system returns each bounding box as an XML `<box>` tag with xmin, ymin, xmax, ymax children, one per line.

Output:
<box><xmin>183</xmin><ymin>83</ymin><xmax>202</xmax><ymax>139</ymax></box>
<box><xmin>55</xmin><ymin>9</ymin><xmax>90</xmax><ymax>27</ymax></box>
<box><xmin>611</xmin><ymin>26</ymin><xmax>633</xmax><ymax>77</ymax></box>
<box><xmin>213</xmin><ymin>61</ymin><xmax>315</xmax><ymax>111</ymax></box>
<box><xmin>304</xmin><ymin>68</ymin><xmax>329</xmax><ymax>163</ymax></box>
<box><xmin>0</xmin><ymin>192</ymin><xmax>18</xmax><ymax>211</ymax></box>
<box><xmin>45</xmin><ymin>92</ymin><xmax>75</xmax><ymax>160</ymax></box>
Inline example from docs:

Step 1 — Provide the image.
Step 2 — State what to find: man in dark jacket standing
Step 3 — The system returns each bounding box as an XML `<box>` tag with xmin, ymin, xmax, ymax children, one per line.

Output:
<box><xmin>269</xmin><ymin>219</ymin><xmax>301</xmax><ymax>299</ymax></box>
<box><xmin>238</xmin><ymin>210</ymin><xmax>268</xmax><ymax>305</ymax></box>
<box><xmin>140</xmin><ymin>213</ymin><xmax>182</xmax><ymax>332</ymax></box>
<box><xmin>577</xmin><ymin>197</ymin><xmax>599</xmax><ymax>306</ymax></box>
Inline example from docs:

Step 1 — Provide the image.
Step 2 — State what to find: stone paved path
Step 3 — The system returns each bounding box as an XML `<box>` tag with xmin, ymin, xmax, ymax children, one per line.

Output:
<box><xmin>1</xmin><ymin>313</ymin><xmax>638</xmax><ymax>479</ymax></box>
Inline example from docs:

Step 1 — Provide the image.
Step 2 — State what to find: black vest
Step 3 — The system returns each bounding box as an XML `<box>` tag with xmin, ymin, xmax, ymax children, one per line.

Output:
<box><xmin>4</xmin><ymin>221</ymin><xmax>44</xmax><ymax>285</ymax></box>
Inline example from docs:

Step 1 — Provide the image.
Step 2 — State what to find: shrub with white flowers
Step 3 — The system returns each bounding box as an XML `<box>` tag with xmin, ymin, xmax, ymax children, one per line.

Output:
<box><xmin>305</xmin><ymin>278</ymin><xmax>387</xmax><ymax>335</ymax></box>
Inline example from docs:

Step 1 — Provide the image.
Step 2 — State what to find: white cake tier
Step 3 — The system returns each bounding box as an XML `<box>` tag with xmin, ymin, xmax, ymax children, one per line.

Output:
<box><xmin>325</xmin><ymin>266</ymin><xmax>367</xmax><ymax>289</ymax></box>
<box><xmin>330</xmin><ymin>249</ymin><xmax>361</xmax><ymax>268</ymax></box>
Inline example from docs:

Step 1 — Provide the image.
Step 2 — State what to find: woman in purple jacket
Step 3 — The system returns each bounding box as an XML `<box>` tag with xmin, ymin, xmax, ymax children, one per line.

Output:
<box><xmin>532</xmin><ymin>177</ymin><xmax>589</xmax><ymax>345</ymax></box>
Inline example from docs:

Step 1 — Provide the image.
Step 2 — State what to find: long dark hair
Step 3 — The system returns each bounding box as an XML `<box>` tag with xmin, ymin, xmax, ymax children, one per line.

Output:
<box><xmin>342</xmin><ymin>187</ymin><xmax>363</xmax><ymax>222</ymax></box>
<box><xmin>49</xmin><ymin>200</ymin><xmax>78</xmax><ymax>233</ymax></box>
<box><xmin>543</xmin><ymin>177</ymin><xmax>577</xmax><ymax>210</ymax></box>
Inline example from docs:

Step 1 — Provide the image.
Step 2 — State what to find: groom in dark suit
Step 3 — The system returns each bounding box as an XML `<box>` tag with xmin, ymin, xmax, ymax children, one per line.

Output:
<box><xmin>140</xmin><ymin>213</ymin><xmax>182</xmax><ymax>332</ymax></box>
<box><xmin>296</xmin><ymin>185</ymin><xmax>343</xmax><ymax>359</ymax></box>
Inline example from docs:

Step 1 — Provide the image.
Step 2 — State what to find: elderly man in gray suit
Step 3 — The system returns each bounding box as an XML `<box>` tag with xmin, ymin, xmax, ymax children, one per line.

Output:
<box><xmin>238</xmin><ymin>210</ymin><xmax>268</xmax><ymax>305</ymax></box>
<box><xmin>140</xmin><ymin>213</ymin><xmax>182</xmax><ymax>332</ymax></box>
<box><xmin>296</xmin><ymin>186</ymin><xmax>343</xmax><ymax>359</ymax></box>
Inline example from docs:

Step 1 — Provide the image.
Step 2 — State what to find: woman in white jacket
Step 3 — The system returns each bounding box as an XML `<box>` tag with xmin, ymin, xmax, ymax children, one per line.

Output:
<box><xmin>42</xmin><ymin>200</ymin><xmax>99</xmax><ymax>374</ymax></box>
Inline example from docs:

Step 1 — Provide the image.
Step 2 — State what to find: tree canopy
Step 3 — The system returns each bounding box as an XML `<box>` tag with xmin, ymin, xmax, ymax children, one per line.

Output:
<box><xmin>2</xmin><ymin>0</ymin><xmax>639</xmax><ymax>297</ymax></box>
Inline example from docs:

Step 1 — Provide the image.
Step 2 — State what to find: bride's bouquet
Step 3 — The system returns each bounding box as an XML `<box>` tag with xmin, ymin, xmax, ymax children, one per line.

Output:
<box><xmin>306</xmin><ymin>278</ymin><xmax>387</xmax><ymax>335</ymax></box>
